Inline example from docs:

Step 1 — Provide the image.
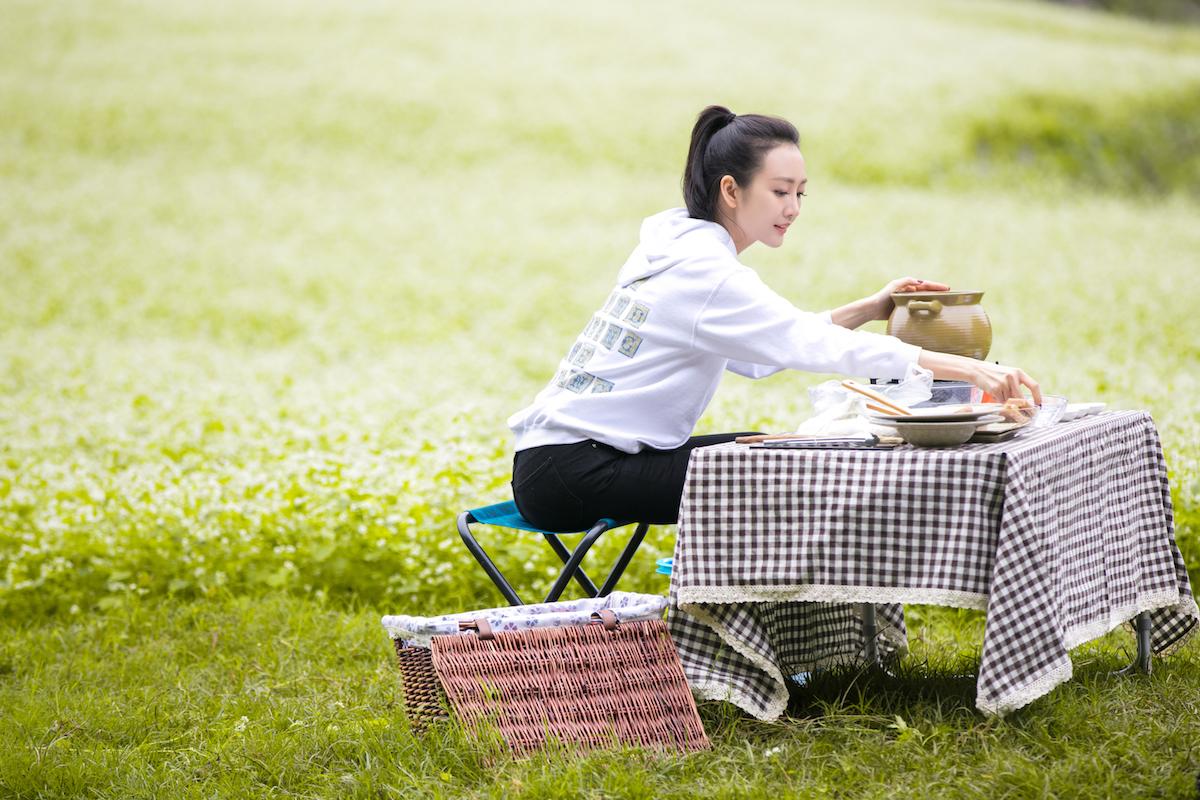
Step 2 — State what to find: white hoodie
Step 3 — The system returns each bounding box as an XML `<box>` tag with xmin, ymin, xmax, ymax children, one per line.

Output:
<box><xmin>508</xmin><ymin>208</ymin><xmax>921</xmax><ymax>454</ymax></box>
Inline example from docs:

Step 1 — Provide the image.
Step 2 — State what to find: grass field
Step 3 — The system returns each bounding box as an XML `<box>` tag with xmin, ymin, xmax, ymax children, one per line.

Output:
<box><xmin>3</xmin><ymin>0</ymin><xmax>1200</xmax><ymax>797</ymax></box>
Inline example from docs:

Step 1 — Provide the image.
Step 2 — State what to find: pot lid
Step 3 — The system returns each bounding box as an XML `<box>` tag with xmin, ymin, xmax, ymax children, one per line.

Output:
<box><xmin>891</xmin><ymin>290</ymin><xmax>984</xmax><ymax>305</ymax></box>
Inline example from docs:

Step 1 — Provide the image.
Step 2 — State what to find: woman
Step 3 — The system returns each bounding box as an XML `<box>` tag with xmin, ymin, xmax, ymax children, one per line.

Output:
<box><xmin>508</xmin><ymin>105</ymin><xmax>1041</xmax><ymax>531</ymax></box>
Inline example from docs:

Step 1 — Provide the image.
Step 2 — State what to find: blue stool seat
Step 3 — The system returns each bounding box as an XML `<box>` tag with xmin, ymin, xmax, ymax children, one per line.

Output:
<box><xmin>457</xmin><ymin>501</ymin><xmax>650</xmax><ymax>606</ymax></box>
<box><xmin>467</xmin><ymin>501</ymin><xmax>626</xmax><ymax>534</ymax></box>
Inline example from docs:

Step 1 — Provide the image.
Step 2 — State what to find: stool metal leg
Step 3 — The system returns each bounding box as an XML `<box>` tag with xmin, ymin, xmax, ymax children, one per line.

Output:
<box><xmin>542</xmin><ymin>532</ymin><xmax>601</xmax><ymax>597</ymax></box>
<box><xmin>458</xmin><ymin>511</ymin><xmax>651</xmax><ymax>606</ymax></box>
<box><xmin>457</xmin><ymin>512</ymin><xmax>524</xmax><ymax>606</ymax></box>
<box><xmin>598</xmin><ymin>523</ymin><xmax>650</xmax><ymax>596</ymax></box>
<box><xmin>861</xmin><ymin>603</ymin><xmax>879</xmax><ymax>666</ymax></box>
<box><xmin>543</xmin><ymin>524</ymin><xmax>608</xmax><ymax>603</ymax></box>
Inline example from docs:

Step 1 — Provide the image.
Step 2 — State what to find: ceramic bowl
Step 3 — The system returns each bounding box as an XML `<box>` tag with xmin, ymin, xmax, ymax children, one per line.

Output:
<box><xmin>892</xmin><ymin>419</ymin><xmax>983</xmax><ymax>447</ymax></box>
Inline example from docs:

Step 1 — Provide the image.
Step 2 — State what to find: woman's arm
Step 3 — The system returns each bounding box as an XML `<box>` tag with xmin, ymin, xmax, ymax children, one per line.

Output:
<box><xmin>692</xmin><ymin>268</ymin><xmax>921</xmax><ymax>380</ymax></box>
<box><xmin>829</xmin><ymin>276</ymin><xmax>1042</xmax><ymax>402</ymax></box>
<box><xmin>918</xmin><ymin>349</ymin><xmax>1043</xmax><ymax>404</ymax></box>
<box><xmin>829</xmin><ymin>296</ymin><xmax>884</xmax><ymax>330</ymax></box>
<box><xmin>830</xmin><ymin>277</ymin><xmax>950</xmax><ymax>330</ymax></box>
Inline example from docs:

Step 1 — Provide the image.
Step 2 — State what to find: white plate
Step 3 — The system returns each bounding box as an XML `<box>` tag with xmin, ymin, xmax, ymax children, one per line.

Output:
<box><xmin>866</xmin><ymin>405</ymin><xmax>1002</xmax><ymax>424</ymax></box>
<box><xmin>890</xmin><ymin>414</ymin><xmax>1003</xmax><ymax>429</ymax></box>
<box><xmin>1060</xmin><ymin>402</ymin><xmax>1106</xmax><ymax>422</ymax></box>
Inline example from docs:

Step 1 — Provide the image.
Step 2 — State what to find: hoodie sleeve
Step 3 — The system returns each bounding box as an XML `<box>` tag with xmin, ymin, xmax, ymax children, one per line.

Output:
<box><xmin>692</xmin><ymin>266</ymin><xmax>921</xmax><ymax>379</ymax></box>
<box><xmin>726</xmin><ymin>308</ymin><xmax>838</xmax><ymax>380</ymax></box>
<box><xmin>725</xmin><ymin>360</ymin><xmax>784</xmax><ymax>379</ymax></box>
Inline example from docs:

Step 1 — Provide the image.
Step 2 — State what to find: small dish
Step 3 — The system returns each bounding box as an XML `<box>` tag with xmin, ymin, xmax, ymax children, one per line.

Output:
<box><xmin>969</xmin><ymin>426</ymin><xmax>1022</xmax><ymax>443</ymax></box>
<box><xmin>1031</xmin><ymin>395</ymin><xmax>1068</xmax><ymax>428</ymax></box>
<box><xmin>1060</xmin><ymin>402</ymin><xmax>1106</xmax><ymax>422</ymax></box>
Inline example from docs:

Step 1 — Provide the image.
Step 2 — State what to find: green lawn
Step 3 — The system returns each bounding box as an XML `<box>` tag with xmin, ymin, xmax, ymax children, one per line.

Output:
<box><xmin>2</xmin><ymin>0</ymin><xmax>1200</xmax><ymax>797</ymax></box>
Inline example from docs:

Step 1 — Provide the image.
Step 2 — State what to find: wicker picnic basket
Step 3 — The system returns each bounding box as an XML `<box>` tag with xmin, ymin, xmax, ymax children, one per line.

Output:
<box><xmin>382</xmin><ymin>593</ymin><xmax>709</xmax><ymax>754</ymax></box>
<box><xmin>390</xmin><ymin>639</ymin><xmax>445</xmax><ymax>731</ymax></box>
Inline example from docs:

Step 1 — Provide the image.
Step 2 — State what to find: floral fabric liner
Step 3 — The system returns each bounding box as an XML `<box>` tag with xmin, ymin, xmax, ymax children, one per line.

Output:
<box><xmin>382</xmin><ymin>591</ymin><xmax>668</xmax><ymax>648</ymax></box>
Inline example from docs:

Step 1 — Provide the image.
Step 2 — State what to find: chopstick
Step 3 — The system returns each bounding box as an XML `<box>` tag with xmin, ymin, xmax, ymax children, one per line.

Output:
<box><xmin>841</xmin><ymin>380</ymin><xmax>913</xmax><ymax>416</ymax></box>
<box><xmin>735</xmin><ymin>433</ymin><xmax>802</xmax><ymax>444</ymax></box>
<box><xmin>865</xmin><ymin>402</ymin><xmax>900</xmax><ymax>416</ymax></box>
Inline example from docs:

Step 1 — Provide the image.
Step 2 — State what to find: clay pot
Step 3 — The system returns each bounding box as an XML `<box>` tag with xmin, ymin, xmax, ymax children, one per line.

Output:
<box><xmin>887</xmin><ymin>291</ymin><xmax>992</xmax><ymax>360</ymax></box>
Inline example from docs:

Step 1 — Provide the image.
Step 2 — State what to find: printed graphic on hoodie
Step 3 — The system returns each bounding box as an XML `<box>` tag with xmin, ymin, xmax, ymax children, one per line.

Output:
<box><xmin>568</xmin><ymin>342</ymin><xmax>595</xmax><ymax>367</ymax></box>
<box><xmin>564</xmin><ymin>371</ymin><xmax>593</xmax><ymax>393</ymax></box>
<box><xmin>624</xmin><ymin>302</ymin><xmax>650</xmax><ymax>328</ymax></box>
<box><xmin>605</xmin><ymin>292</ymin><xmax>631</xmax><ymax>319</ymax></box>
<box><xmin>617</xmin><ymin>331</ymin><xmax>642</xmax><ymax>358</ymax></box>
<box><xmin>600</xmin><ymin>323</ymin><xmax>622</xmax><ymax>350</ymax></box>
<box><xmin>554</xmin><ymin>290</ymin><xmax>654</xmax><ymax>394</ymax></box>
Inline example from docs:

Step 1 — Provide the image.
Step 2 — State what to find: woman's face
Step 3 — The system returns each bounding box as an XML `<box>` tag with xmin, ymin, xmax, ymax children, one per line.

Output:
<box><xmin>720</xmin><ymin>143</ymin><xmax>807</xmax><ymax>253</ymax></box>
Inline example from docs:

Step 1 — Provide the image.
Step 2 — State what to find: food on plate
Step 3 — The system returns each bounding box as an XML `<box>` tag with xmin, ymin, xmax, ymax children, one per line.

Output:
<box><xmin>997</xmin><ymin>397</ymin><xmax>1037</xmax><ymax>424</ymax></box>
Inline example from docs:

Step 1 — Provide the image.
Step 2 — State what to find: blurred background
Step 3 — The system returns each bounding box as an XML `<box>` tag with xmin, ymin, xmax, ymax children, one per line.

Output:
<box><xmin>2</xmin><ymin>0</ymin><xmax>1198</xmax><ymax>614</ymax></box>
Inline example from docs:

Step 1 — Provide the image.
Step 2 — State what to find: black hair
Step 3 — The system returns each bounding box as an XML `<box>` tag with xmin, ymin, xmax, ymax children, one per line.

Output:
<box><xmin>681</xmin><ymin>105</ymin><xmax>800</xmax><ymax>223</ymax></box>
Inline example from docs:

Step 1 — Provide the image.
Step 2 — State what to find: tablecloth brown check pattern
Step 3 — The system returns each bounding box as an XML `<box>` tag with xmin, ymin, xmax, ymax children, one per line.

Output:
<box><xmin>667</xmin><ymin>411</ymin><xmax>1198</xmax><ymax>718</ymax></box>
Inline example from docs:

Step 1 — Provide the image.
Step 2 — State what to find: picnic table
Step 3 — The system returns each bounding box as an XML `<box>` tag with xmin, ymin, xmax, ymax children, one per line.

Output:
<box><xmin>666</xmin><ymin>411</ymin><xmax>1198</xmax><ymax>718</ymax></box>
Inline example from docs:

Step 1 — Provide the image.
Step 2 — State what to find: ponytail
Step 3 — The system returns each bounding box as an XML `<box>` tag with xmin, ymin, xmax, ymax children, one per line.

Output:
<box><xmin>681</xmin><ymin>104</ymin><xmax>800</xmax><ymax>222</ymax></box>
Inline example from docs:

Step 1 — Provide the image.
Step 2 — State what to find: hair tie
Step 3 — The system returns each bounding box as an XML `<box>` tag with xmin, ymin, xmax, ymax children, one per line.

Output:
<box><xmin>725</xmin><ymin>112</ymin><xmax>737</xmax><ymax>126</ymax></box>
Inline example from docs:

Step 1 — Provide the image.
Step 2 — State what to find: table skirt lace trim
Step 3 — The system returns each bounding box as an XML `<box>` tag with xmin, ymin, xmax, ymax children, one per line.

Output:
<box><xmin>679</xmin><ymin>599</ymin><xmax>909</xmax><ymax>722</ymax></box>
<box><xmin>679</xmin><ymin>601</ymin><xmax>791</xmax><ymax>721</ymax></box>
<box><xmin>677</xmin><ymin>584</ymin><xmax>989</xmax><ymax>611</ymax></box>
<box><xmin>977</xmin><ymin>587</ymin><xmax>1198</xmax><ymax>716</ymax></box>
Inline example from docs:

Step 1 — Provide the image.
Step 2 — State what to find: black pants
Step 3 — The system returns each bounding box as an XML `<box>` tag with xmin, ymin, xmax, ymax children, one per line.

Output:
<box><xmin>511</xmin><ymin>432</ymin><xmax>762</xmax><ymax>531</ymax></box>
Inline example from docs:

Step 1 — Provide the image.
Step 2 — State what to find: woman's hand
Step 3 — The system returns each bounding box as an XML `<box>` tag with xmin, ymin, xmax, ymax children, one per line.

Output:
<box><xmin>918</xmin><ymin>351</ymin><xmax>1044</xmax><ymax>405</ymax></box>
<box><xmin>867</xmin><ymin>277</ymin><xmax>951</xmax><ymax>321</ymax></box>
<box><xmin>969</xmin><ymin>360</ymin><xmax>1044</xmax><ymax>405</ymax></box>
<box><xmin>830</xmin><ymin>277</ymin><xmax>951</xmax><ymax>330</ymax></box>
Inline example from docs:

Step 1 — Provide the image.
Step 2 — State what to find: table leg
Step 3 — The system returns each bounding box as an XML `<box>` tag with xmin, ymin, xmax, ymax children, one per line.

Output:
<box><xmin>1114</xmin><ymin>611</ymin><xmax>1153</xmax><ymax>676</ymax></box>
<box><xmin>1135</xmin><ymin>611</ymin><xmax>1153</xmax><ymax>674</ymax></box>
<box><xmin>860</xmin><ymin>603</ymin><xmax>878</xmax><ymax>666</ymax></box>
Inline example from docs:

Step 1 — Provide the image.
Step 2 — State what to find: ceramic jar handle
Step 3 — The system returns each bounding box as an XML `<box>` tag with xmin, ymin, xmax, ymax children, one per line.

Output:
<box><xmin>907</xmin><ymin>300</ymin><xmax>943</xmax><ymax>316</ymax></box>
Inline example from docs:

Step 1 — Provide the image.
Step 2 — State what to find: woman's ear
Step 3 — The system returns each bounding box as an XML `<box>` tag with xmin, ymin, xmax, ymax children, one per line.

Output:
<box><xmin>719</xmin><ymin>175</ymin><xmax>739</xmax><ymax>210</ymax></box>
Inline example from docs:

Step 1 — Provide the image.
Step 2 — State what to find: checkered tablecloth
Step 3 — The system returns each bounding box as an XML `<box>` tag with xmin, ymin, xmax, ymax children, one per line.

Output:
<box><xmin>667</xmin><ymin>411</ymin><xmax>1198</xmax><ymax>718</ymax></box>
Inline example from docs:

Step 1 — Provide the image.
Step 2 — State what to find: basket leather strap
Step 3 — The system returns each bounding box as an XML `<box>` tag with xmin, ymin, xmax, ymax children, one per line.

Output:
<box><xmin>457</xmin><ymin>618</ymin><xmax>495</xmax><ymax>640</ymax></box>
<box><xmin>590</xmin><ymin>610</ymin><xmax>619</xmax><ymax>630</ymax></box>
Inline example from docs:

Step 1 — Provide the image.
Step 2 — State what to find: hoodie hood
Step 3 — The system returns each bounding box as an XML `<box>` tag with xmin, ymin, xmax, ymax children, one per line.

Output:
<box><xmin>616</xmin><ymin>207</ymin><xmax>735</xmax><ymax>287</ymax></box>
